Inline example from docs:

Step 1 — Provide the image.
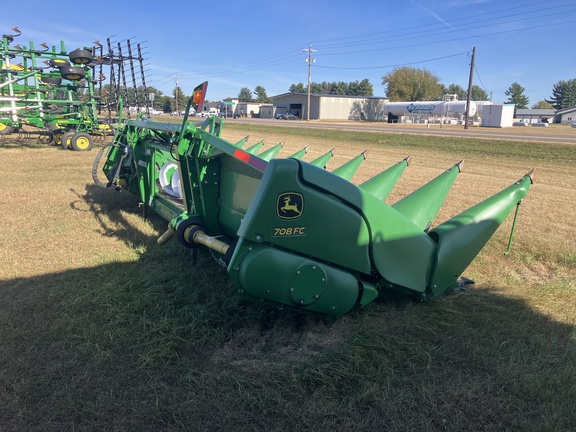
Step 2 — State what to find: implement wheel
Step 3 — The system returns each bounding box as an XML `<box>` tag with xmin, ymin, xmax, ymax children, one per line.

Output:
<box><xmin>0</xmin><ymin>124</ymin><xmax>13</xmax><ymax>135</ymax></box>
<box><xmin>69</xmin><ymin>49</ymin><xmax>93</xmax><ymax>65</ymax></box>
<box><xmin>61</xmin><ymin>131</ymin><xmax>75</xmax><ymax>150</ymax></box>
<box><xmin>49</xmin><ymin>58</ymin><xmax>70</xmax><ymax>69</ymax></box>
<box><xmin>71</xmin><ymin>132</ymin><xmax>93</xmax><ymax>151</ymax></box>
<box><xmin>51</xmin><ymin>131</ymin><xmax>63</xmax><ymax>146</ymax></box>
<box><xmin>40</xmin><ymin>76</ymin><xmax>62</xmax><ymax>85</ymax></box>
<box><xmin>60</xmin><ymin>66</ymin><xmax>85</xmax><ymax>81</ymax></box>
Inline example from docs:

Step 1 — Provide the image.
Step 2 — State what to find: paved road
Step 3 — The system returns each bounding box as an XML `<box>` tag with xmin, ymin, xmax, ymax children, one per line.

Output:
<box><xmin>228</xmin><ymin>117</ymin><xmax>576</xmax><ymax>145</ymax></box>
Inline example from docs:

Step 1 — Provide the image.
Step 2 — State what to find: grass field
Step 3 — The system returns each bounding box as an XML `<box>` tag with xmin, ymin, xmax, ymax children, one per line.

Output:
<box><xmin>1</xmin><ymin>123</ymin><xmax>575</xmax><ymax>431</ymax></box>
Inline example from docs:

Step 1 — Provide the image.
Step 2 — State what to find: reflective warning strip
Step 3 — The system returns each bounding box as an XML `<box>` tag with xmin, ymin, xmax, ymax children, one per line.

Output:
<box><xmin>233</xmin><ymin>149</ymin><xmax>267</xmax><ymax>172</ymax></box>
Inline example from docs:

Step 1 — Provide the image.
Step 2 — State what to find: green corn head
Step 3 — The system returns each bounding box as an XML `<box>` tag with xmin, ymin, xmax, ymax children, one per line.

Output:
<box><xmin>94</xmin><ymin>84</ymin><xmax>535</xmax><ymax>318</ymax></box>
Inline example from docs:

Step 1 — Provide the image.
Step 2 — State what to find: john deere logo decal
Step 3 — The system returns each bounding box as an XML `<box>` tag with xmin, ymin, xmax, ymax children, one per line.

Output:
<box><xmin>277</xmin><ymin>193</ymin><xmax>303</xmax><ymax>220</ymax></box>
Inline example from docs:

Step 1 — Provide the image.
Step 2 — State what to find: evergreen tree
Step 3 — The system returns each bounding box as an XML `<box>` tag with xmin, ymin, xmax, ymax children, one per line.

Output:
<box><xmin>470</xmin><ymin>85</ymin><xmax>489</xmax><ymax>101</ymax></box>
<box><xmin>504</xmin><ymin>82</ymin><xmax>529</xmax><ymax>108</ymax></box>
<box><xmin>289</xmin><ymin>83</ymin><xmax>306</xmax><ymax>93</ymax></box>
<box><xmin>445</xmin><ymin>84</ymin><xmax>467</xmax><ymax>100</ymax></box>
<box><xmin>253</xmin><ymin>86</ymin><xmax>270</xmax><ymax>102</ymax></box>
<box><xmin>349</xmin><ymin>79</ymin><xmax>374</xmax><ymax>96</ymax></box>
<box><xmin>288</xmin><ymin>80</ymin><xmax>373</xmax><ymax>96</ymax></box>
<box><xmin>547</xmin><ymin>79</ymin><xmax>576</xmax><ymax>110</ymax></box>
<box><xmin>172</xmin><ymin>86</ymin><xmax>186</xmax><ymax>112</ymax></box>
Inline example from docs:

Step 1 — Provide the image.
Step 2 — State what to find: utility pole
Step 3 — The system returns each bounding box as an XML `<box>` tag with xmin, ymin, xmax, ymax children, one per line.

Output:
<box><xmin>464</xmin><ymin>46</ymin><xmax>476</xmax><ymax>130</ymax></box>
<box><xmin>303</xmin><ymin>44</ymin><xmax>316</xmax><ymax>122</ymax></box>
<box><xmin>174</xmin><ymin>73</ymin><xmax>179</xmax><ymax>113</ymax></box>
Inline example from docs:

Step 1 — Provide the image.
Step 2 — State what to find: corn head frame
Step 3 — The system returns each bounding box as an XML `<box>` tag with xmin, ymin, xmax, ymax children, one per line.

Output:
<box><xmin>94</xmin><ymin>83</ymin><xmax>535</xmax><ymax>318</ymax></box>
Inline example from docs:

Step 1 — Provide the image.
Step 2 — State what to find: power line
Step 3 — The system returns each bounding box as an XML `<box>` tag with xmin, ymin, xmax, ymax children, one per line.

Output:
<box><xmin>317</xmin><ymin>3</ymin><xmax>574</xmax><ymax>50</ymax></box>
<box><xmin>314</xmin><ymin>51</ymin><xmax>470</xmax><ymax>70</ymax></box>
<box><xmin>474</xmin><ymin>64</ymin><xmax>489</xmax><ymax>95</ymax></box>
<box><xmin>150</xmin><ymin>1</ymin><xmax>575</xmax><ymax>99</ymax></box>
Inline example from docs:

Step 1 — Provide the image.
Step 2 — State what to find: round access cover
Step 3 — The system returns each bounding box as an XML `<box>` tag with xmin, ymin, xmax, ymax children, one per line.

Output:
<box><xmin>289</xmin><ymin>265</ymin><xmax>326</xmax><ymax>306</ymax></box>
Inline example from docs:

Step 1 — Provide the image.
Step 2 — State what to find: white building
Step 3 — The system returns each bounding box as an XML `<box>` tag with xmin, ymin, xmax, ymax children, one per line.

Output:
<box><xmin>271</xmin><ymin>93</ymin><xmax>389</xmax><ymax>121</ymax></box>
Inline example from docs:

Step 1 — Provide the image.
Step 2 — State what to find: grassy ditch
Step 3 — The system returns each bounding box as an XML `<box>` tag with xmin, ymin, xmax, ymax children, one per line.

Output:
<box><xmin>0</xmin><ymin>126</ymin><xmax>575</xmax><ymax>431</ymax></box>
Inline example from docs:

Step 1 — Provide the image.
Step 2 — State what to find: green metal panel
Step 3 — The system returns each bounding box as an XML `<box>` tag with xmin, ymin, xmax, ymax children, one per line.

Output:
<box><xmin>236</xmin><ymin>158</ymin><xmax>372</xmax><ymax>274</ymax></box>
<box><xmin>309</xmin><ymin>149</ymin><xmax>334</xmax><ymax>168</ymax></box>
<box><xmin>217</xmin><ymin>157</ymin><xmax>263</xmax><ymax>237</ymax></box>
<box><xmin>331</xmin><ymin>151</ymin><xmax>366</xmax><ymax>180</ymax></box>
<box><xmin>359</xmin><ymin>156</ymin><xmax>411</xmax><ymax>201</ymax></box>
<box><xmin>296</xmin><ymin>158</ymin><xmax>436</xmax><ymax>293</ymax></box>
<box><xmin>392</xmin><ymin>161</ymin><xmax>462</xmax><ymax>231</ymax></box>
<box><xmin>288</xmin><ymin>147</ymin><xmax>308</xmax><ymax>159</ymax></box>
<box><xmin>258</xmin><ymin>143</ymin><xmax>283</xmax><ymax>161</ymax></box>
<box><xmin>245</xmin><ymin>140</ymin><xmax>264</xmax><ymax>154</ymax></box>
<box><xmin>428</xmin><ymin>172</ymin><xmax>534</xmax><ymax>295</ymax></box>
<box><xmin>229</xmin><ymin>242</ymin><xmax>360</xmax><ymax>317</ymax></box>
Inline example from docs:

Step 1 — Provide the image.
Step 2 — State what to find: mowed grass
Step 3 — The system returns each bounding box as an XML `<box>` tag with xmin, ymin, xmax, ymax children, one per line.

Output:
<box><xmin>0</xmin><ymin>124</ymin><xmax>575</xmax><ymax>431</ymax></box>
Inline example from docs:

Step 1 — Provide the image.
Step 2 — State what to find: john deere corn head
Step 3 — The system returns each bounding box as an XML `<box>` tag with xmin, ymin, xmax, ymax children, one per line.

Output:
<box><xmin>95</xmin><ymin>84</ymin><xmax>534</xmax><ymax>318</ymax></box>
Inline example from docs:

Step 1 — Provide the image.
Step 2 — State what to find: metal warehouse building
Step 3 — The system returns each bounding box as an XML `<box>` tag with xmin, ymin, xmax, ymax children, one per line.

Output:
<box><xmin>271</xmin><ymin>93</ymin><xmax>389</xmax><ymax>121</ymax></box>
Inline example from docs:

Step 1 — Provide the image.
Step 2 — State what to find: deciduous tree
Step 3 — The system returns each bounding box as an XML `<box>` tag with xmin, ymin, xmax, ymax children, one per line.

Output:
<box><xmin>382</xmin><ymin>67</ymin><xmax>443</xmax><ymax>101</ymax></box>
<box><xmin>238</xmin><ymin>87</ymin><xmax>253</xmax><ymax>102</ymax></box>
<box><xmin>532</xmin><ymin>100</ymin><xmax>554</xmax><ymax>109</ymax></box>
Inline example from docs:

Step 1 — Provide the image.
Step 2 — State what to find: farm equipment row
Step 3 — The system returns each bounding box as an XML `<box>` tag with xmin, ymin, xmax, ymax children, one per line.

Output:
<box><xmin>94</xmin><ymin>83</ymin><xmax>535</xmax><ymax>318</ymax></box>
<box><xmin>1</xmin><ymin>27</ymin><xmax>151</xmax><ymax>150</ymax></box>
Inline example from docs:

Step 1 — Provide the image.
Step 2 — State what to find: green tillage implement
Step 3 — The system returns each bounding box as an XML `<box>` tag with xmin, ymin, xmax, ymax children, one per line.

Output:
<box><xmin>94</xmin><ymin>88</ymin><xmax>535</xmax><ymax>318</ymax></box>
<box><xmin>1</xmin><ymin>27</ymin><xmax>107</xmax><ymax>149</ymax></box>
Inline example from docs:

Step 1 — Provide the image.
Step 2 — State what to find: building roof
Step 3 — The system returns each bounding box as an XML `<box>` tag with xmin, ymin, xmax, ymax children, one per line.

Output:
<box><xmin>555</xmin><ymin>105</ymin><xmax>576</xmax><ymax>115</ymax></box>
<box><xmin>271</xmin><ymin>92</ymin><xmax>386</xmax><ymax>100</ymax></box>
<box><xmin>516</xmin><ymin>108</ymin><xmax>556</xmax><ymax>116</ymax></box>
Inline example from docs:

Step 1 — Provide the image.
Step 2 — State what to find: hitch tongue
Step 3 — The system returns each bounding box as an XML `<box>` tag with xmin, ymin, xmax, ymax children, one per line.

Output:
<box><xmin>157</xmin><ymin>226</ymin><xmax>175</xmax><ymax>245</ymax></box>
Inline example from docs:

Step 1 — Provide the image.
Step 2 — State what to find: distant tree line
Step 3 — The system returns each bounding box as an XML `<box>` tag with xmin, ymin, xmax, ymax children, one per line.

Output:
<box><xmin>99</xmin><ymin>68</ymin><xmax>576</xmax><ymax>114</ymax></box>
<box><xmin>232</xmin><ymin>67</ymin><xmax>576</xmax><ymax>111</ymax></box>
<box><xmin>288</xmin><ymin>79</ymin><xmax>374</xmax><ymax>96</ymax></box>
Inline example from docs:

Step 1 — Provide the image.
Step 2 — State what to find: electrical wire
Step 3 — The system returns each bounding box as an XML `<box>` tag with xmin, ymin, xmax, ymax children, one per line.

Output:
<box><xmin>314</xmin><ymin>51</ymin><xmax>470</xmax><ymax>70</ymax></box>
<box><xmin>181</xmin><ymin>0</ymin><xmax>576</xmax><ymax>77</ymax></box>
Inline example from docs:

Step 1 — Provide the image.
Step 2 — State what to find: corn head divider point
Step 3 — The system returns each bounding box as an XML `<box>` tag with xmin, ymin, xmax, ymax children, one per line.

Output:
<box><xmin>94</xmin><ymin>83</ymin><xmax>535</xmax><ymax>318</ymax></box>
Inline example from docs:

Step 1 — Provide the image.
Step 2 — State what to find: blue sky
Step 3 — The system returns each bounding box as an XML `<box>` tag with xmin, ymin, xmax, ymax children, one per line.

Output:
<box><xmin>3</xmin><ymin>0</ymin><xmax>575</xmax><ymax>105</ymax></box>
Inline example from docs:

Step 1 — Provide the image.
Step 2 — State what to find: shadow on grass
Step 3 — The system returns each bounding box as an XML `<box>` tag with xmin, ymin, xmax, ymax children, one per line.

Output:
<box><xmin>0</xmin><ymin>184</ymin><xmax>575</xmax><ymax>431</ymax></box>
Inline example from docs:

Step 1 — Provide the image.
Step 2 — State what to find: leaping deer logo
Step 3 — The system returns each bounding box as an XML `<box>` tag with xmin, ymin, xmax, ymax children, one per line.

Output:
<box><xmin>281</xmin><ymin>196</ymin><xmax>301</xmax><ymax>215</ymax></box>
<box><xmin>277</xmin><ymin>193</ymin><xmax>304</xmax><ymax>219</ymax></box>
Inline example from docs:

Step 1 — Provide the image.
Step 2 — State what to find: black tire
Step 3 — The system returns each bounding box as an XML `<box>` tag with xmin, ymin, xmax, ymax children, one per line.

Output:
<box><xmin>40</xmin><ymin>76</ymin><xmax>62</xmax><ymax>85</ymax></box>
<box><xmin>61</xmin><ymin>131</ymin><xmax>75</xmax><ymax>150</ymax></box>
<box><xmin>0</xmin><ymin>124</ymin><xmax>13</xmax><ymax>135</ymax></box>
<box><xmin>49</xmin><ymin>58</ymin><xmax>70</xmax><ymax>69</ymax></box>
<box><xmin>60</xmin><ymin>66</ymin><xmax>85</xmax><ymax>81</ymax></box>
<box><xmin>52</xmin><ymin>131</ymin><xmax>63</xmax><ymax>145</ymax></box>
<box><xmin>70</xmin><ymin>132</ymin><xmax>93</xmax><ymax>151</ymax></box>
<box><xmin>69</xmin><ymin>49</ymin><xmax>93</xmax><ymax>65</ymax></box>
<box><xmin>44</xmin><ymin>130</ymin><xmax>55</xmax><ymax>145</ymax></box>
